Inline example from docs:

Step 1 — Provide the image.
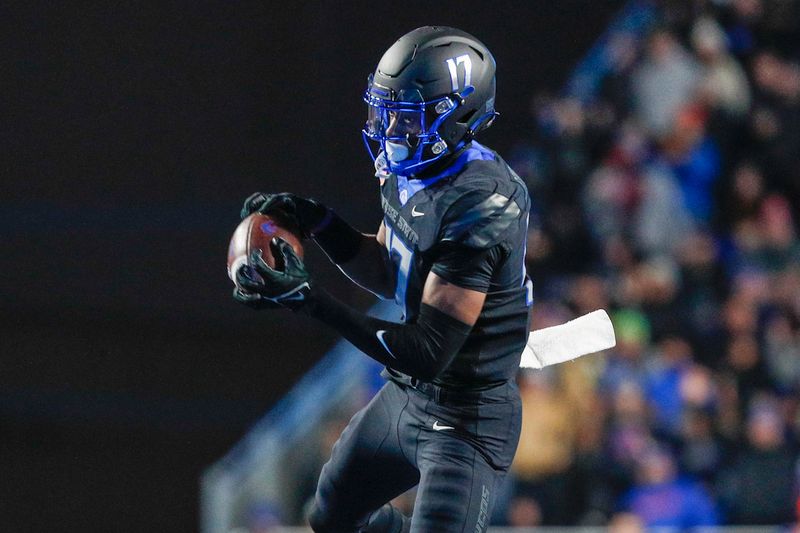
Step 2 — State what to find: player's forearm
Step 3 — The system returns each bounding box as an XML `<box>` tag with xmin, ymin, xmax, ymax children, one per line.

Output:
<box><xmin>311</xmin><ymin>211</ymin><xmax>394</xmax><ymax>298</ymax></box>
<box><xmin>304</xmin><ymin>289</ymin><xmax>471</xmax><ymax>381</ymax></box>
<box><xmin>333</xmin><ymin>236</ymin><xmax>395</xmax><ymax>299</ymax></box>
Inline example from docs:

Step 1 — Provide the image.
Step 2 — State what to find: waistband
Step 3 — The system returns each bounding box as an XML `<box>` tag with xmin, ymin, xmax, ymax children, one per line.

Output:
<box><xmin>382</xmin><ymin>368</ymin><xmax>511</xmax><ymax>404</ymax></box>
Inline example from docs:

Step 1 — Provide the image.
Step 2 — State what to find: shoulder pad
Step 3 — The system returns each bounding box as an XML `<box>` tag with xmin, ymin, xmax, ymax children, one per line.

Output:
<box><xmin>440</xmin><ymin>188</ymin><xmax>522</xmax><ymax>249</ymax></box>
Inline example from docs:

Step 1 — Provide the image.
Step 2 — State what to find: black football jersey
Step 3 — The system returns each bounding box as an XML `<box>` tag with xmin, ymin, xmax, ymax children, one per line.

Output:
<box><xmin>380</xmin><ymin>145</ymin><xmax>533</xmax><ymax>388</ymax></box>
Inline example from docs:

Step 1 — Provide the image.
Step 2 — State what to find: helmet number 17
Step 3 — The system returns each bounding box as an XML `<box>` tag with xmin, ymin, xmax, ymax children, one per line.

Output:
<box><xmin>446</xmin><ymin>54</ymin><xmax>472</xmax><ymax>92</ymax></box>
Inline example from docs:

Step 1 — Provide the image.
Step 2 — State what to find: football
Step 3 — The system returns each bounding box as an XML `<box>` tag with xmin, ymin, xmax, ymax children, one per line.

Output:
<box><xmin>227</xmin><ymin>213</ymin><xmax>304</xmax><ymax>284</ymax></box>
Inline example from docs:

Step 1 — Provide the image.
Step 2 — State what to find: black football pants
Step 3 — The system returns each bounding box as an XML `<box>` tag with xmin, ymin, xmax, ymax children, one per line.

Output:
<box><xmin>308</xmin><ymin>378</ymin><xmax>521</xmax><ymax>533</ymax></box>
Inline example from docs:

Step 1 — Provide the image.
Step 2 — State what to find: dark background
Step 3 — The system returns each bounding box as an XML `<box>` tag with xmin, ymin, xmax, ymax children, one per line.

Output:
<box><xmin>1</xmin><ymin>2</ymin><xmax>621</xmax><ymax>531</ymax></box>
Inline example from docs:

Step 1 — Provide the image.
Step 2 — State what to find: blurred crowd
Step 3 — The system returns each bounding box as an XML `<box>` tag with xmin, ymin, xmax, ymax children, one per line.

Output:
<box><xmin>248</xmin><ymin>1</ymin><xmax>800</xmax><ymax>530</ymax></box>
<box><xmin>501</xmin><ymin>0</ymin><xmax>800</xmax><ymax>528</ymax></box>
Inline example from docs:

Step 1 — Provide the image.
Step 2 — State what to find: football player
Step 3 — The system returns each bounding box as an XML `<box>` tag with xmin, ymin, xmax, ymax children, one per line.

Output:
<box><xmin>235</xmin><ymin>26</ymin><xmax>532</xmax><ymax>533</ymax></box>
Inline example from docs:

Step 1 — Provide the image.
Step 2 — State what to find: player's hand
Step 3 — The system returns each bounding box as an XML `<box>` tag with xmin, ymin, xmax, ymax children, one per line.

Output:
<box><xmin>240</xmin><ymin>192</ymin><xmax>328</xmax><ymax>239</ymax></box>
<box><xmin>232</xmin><ymin>284</ymin><xmax>284</xmax><ymax>310</ymax></box>
<box><xmin>233</xmin><ymin>238</ymin><xmax>312</xmax><ymax>311</ymax></box>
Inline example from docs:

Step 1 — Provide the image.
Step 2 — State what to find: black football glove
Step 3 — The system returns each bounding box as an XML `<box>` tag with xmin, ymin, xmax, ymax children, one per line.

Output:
<box><xmin>233</xmin><ymin>238</ymin><xmax>312</xmax><ymax>311</ymax></box>
<box><xmin>232</xmin><ymin>268</ymin><xmax>283</xmax><ymax>310</ymax></box>
<box><xmin>240</xmin><ymin>192</ymin><xmax>329</xmax><ymax>239</ymax></box>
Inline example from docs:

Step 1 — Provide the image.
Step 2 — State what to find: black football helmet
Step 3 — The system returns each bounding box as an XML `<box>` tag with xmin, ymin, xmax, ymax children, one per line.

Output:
<box><xmin>363</xmin><ymin>26</ymin><xmax>498</xmax><ymax>176</ymax></box>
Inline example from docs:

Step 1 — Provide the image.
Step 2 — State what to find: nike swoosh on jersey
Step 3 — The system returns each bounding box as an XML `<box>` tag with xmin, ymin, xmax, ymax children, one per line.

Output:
<box><xmin>432</xmin><ymin>421</ymin><xmax>455</xmax><ymax>431</ymax></box>
<box><xmin>411</xmin><ymin>205</ymin><xmax>425</xmax><ymax>217</ymax></box>
<box><xmin>376</xmin><ymin>330</ymin><xmax>397</xmax><ymax>359</ymax></box>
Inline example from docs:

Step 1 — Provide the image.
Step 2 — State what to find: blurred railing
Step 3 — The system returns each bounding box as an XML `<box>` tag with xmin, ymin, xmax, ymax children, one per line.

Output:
<box><xmin>566</xmin><ymin>0</ymin><xmax>657</xmax><ymax>102</ymax></box>
<box><xmin>200</xmin><ymin>300</ymin><xmax>398</xmax><ymax>533</ymax></box>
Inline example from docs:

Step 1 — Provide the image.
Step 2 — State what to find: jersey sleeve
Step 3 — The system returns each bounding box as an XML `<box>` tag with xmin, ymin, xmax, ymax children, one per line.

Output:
<box><xmin>438</xmin><ymin>187</ymin><xmax>522</xmax><ymax>249</ymax></box>
<box><xmin>430</xmin><ymin>242</ymin><xmax>504</xmax><ymax>293</ymax></box>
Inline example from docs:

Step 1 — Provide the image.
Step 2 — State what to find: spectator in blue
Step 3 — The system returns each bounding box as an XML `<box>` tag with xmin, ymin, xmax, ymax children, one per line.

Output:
<box><xmin>661</xmin><ymin>105</ymin><xmax>722</xmax><ymax>224</ymax></box>
<box><xmin>643</xmin><ymin>335</ymin><xmax>695</xmax><ymax>437</ymax></box>
<box><xmin>619</xmin><ymin>444</ymin><xmax>719</xmax><ymax>528</ymax></box>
